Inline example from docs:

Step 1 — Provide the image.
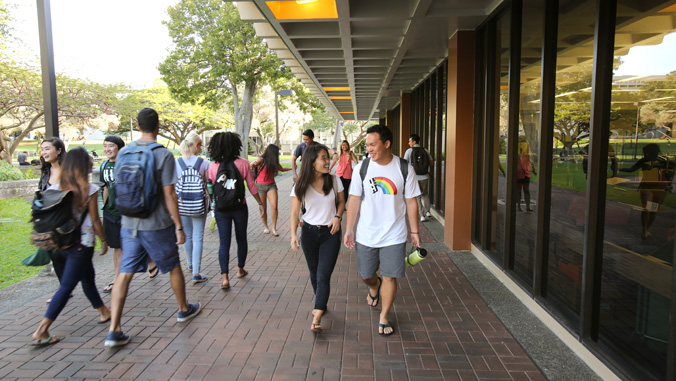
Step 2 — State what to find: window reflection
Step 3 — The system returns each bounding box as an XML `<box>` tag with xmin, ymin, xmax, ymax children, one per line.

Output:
<box><xmin>599</xmin><ymin>2</ymin><xmax>676</xmax><ymax>377</ymax></box>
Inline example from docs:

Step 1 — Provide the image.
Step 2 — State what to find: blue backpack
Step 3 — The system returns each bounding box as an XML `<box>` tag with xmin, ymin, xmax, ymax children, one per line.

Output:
<box><xmin>176</xmin><ymin>157</ymin><xmax>207</xmax><ymax>216</ymax></box>
<box><xmin>114</xmin><ymin>141</ymin><xmax>164</xmax><ymax>218</ymax></box>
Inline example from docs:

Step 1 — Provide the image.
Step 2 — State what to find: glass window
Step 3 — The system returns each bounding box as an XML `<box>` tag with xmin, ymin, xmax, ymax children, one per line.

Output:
<box><xmin>545</xmin><ymin>0</ymin><xmax>598</xmax><ymax>326</ymax></box>
<box><xmin>598</xmin><ymin>2</ymin><xmax>676</xmax><ymax>378</ymax></box>
<box><xmin>512</xmin><ymin>0</ymin><xmax>545</xmax><ymax>286</ymax></box>
<box><xmin>488</xmin><ymin>11</ymin><xmax>511</xmax><ymax>259</ymax></box>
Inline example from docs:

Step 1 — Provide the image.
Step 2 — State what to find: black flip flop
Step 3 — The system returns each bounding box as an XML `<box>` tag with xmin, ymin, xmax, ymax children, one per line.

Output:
<box><xmin>368</xmin><ymin>276</ymin><xmax>382</xmax><ymax>307</ymax></box>
<box><xmin>148</xmin><ymin>266</ymin><xmax>159</xmax><ymax>279</ymax></box>
<box><xmin>378</xmin><ymin>323</ymin><xmax>395</xmax><ymax>336</ymax></box>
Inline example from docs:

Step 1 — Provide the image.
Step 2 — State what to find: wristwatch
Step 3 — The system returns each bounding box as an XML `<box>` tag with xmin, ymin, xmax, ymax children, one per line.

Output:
<box><xmin>334</xmin><ymin>215</ymin><xmax>342</xmax><ymax>221</ymax></box>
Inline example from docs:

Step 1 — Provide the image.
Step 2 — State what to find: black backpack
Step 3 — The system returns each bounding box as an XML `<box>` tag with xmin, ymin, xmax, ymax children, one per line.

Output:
<box><xmin>30</xmin><ymin>189</ymin><xmax>87</xmax><ymax>251</ymax></box>
<box><xmin>410</xmin><ymin>147</ymin><xmax>429</xmax><ymax>175</ymax></box>
<box><xmin>213</xmin><ymin>160</ymin><xmax>246</xmax><ymax>211</ymax></box>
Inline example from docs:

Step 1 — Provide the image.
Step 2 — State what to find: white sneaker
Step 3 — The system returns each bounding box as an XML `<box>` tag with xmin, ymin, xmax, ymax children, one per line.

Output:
<box><xmin>420</xmin><ymin>216</ymin><xmax>428</xmax><ymax>222</ymax></box>
<box><xmin>425</xmin><ymin>212</ymin><xmax>432</xmax><ymax>217</ymax></box>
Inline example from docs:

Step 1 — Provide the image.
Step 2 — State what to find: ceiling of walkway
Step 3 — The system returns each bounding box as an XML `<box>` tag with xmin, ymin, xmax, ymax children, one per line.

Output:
<box><xmin>235</xmin><ymin>0</ymin><xmax>501</xmax><ymax>121</ymax></box>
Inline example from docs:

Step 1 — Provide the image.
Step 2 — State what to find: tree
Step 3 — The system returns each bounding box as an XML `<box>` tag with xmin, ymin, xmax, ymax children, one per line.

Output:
<box><xmin>115</xmin><ymin>84</ymin><xmax>233</xmax><ymax>147</ymax></box>
<box><xmin>302</xmin><ymin>107</ymin><xmax>335</xmax><ymax>135</ymax></box>
<box><xmin>159</xmin><ymin>0</ymin><xmax>293</xmax><ymax>154</ymax></box>
<box><xmin>342</xmin><ymin>121</ymin><xmax>372</xmax><ymax>148</ymax></box>
<box><xmin>0</xmin><ymin>61</ymin><xmax>124</xmax><ymax>163</ymax></box>
<box><xmin>250</xmin><ymin>88</ymin><xmax>310</xmax><ymax>154</ymax></box>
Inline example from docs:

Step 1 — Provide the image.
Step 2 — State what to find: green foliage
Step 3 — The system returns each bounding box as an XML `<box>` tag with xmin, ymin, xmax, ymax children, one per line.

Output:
<box><xmin>116</xmin><ymin>84</ymin><xmax>232</xmax><ymax>146</ymax></box>
<box><xmin>303</xmin><ymin>106</ymin><xmax>334</xmax><ymax>133</ymax></box>
<box><xmin>0</xmin><ymin>160</ymin><xmax>22</xmax><ymax>181</ymax></box>
<box><xmin>0</xmin><ymin>197</ymin><xmax>40</xmax><ymax>289</ymax></box>
<box><xmin>22</xmin><ymin>167</ymin><xmax>39</xmax><ymax>179</ymax></box>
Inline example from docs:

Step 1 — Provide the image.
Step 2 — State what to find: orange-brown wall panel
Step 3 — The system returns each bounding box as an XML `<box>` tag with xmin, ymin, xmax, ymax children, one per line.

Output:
<box><xmin>444</xmin><ymin>31</ymin><xmax>475</xmax><ymax>250</ymax></box>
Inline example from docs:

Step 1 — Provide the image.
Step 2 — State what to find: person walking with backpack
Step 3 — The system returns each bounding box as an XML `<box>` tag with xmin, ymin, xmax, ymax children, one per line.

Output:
<box><xmin>330</xmin><ymin>140</ymin><xmax>358</xmax><ymax>202</ymax></box>
<box><xmin>290</xmin><ymin>144</ymin><xmax>345</xmax><ymax>333</ymax></box>
<box><xmin>250</xmin><ymin>143</ymin><xmax>291</xmax><ymax>236</ymax></box>
<box><xmin>343</xmin><ymin>125</ymin><xmax>421</xmax><ymax>336</ymax></box>
<box><xmin>104</xmin><ymin>108</ymin><xmax>202</xmax><ymax>348</ymax></box>
<box><xmin>31</xmin><ymin>147</ymin><xmax>111</xmax><ymax>347</ymax></box>
<box><xmin>404</xmin><ymin>134</ymin><xmax>434</xmax><ymax>222</ymax></box>
<box><xmin>208</xmin><ymin>132</ymin><xmax>265</xmax><ymax>290</ymax></box>
<box><xmin>176</xmin><ymin>132</ymin><xmax>210</xmax><ymax>283</ymax></box>
<box><xmin>37</xmin><ymin>137</ymin><xmax>67</xmax><ymax>284</ymax></box>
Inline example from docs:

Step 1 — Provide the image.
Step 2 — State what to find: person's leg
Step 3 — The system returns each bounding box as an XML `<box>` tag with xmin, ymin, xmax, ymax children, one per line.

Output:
<box><xmin>517</xmin><ymin>183</ymin><xmax>525</xmax><ymax>211</ymax></box>
<box><xmin>419</xmin><ymin>178</ymin><xmax>431</xmax><ymax>216</ymax></box>
<box><xmin>268</xmin><ymin>188</ymin><xmax>279</xmax><ymax>235</ymax></box>
<box><xmin>35</xmin><ymin>245</ymin><xmax>81</xmax><ymax>341</ymax></box>
<box><xmin>233</xmin><ymin>206</ymin><xmax>249</xmax><ymax>277</ymax></box>
<box><xmin>169</xmin><ymin>265</ymin><xmax>189</xmax><ymax>311</ymax></box>
<box><xmin>215</xmin><ymin>211</ymin><xmax>233</xmax><ymax>287</ymax></box>
<box><xmin>314</xmin><ymin>228</ymin><xmax>341</xmax><ymax>311</ymax></box>
<box><xmin>640</xmin><ymin>191</ymin><xmax>652</xmax><ymax>237</ymax></box>
<box><xmin>180</xmin><ymin>215</ymin><xmax>194</xmax><ymax>269</ymax></box>
<box><xmin>524</xmin><ymin>184</ymin><xmax>532</xmax><ymax>211</ymax></box>
<box><xmin>113</xmin><ymin>248</ymin><xmax>122</xmax><ymax>280</ymax></box>
<box><xmin>377</xmin><ymin>242</ymin><xmax>407</xmax><ymax>335</ymax></box>
<box><xmin>340</xmin><ymin>177</ymin><xmax>350</xmax><ymax>205</ymax></box>
<box><xmin>75</xmin><ymin>246</ymin><xmax>111</xmax><ymax>322</ymax></box>
<box><xmin>191</xmin><ymin>215</ymin><xmax>207</xmax><ymax>275</ymax></box>
<box><xmin>299</xmin><ymin>225</ymin><xmax>320</xmax><ymax>294</ymax></box>
<box><xmin>51</xmin><ymin>249</ymin><xmax>66</xmax><ymax>283</ymax></box>
<box><xmin>259</xmin><ymin>188</ymin><xmax>269</xmax><ymax>233</ymax></box>
<box><xmin>355</xmin><ymin>242</ymin><xmax>381</xmax><ymax>307</ymax></box>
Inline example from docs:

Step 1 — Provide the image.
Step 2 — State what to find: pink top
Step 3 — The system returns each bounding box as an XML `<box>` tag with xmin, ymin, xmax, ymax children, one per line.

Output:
<box><xmin>336</xmin><ymin>152</ymin><xmax>354</xmax><ymax>179</ymax></box>
<box><xmin>517</xmin><ymin>154</ymin><xmax>531</xmax><ymax>179</ymax></box>
<box><xmin>208</xmin><ymin>158</ymin><xmax>259</xmax><ymax>202</ymax></box>
<box><xmin>256</xmin><ymin>162</ymin><xmax>275</xmax><ymax>184</ymax></box>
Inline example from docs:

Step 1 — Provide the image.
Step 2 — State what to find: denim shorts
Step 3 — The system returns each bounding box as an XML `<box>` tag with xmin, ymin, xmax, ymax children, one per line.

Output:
<box><xmin>355</xmin><ymin>242</ymin><xmax>407</xmax><ymax>278</ymax></box>
<box><xmin>255</xmin><ymin>181</ymin><xmax>278</xmax><ymax>194</ymax></box>
<box><xmin>120</xmin><ymin>225</ymin><xmax>180</xmax><ymax>274</ymax></box>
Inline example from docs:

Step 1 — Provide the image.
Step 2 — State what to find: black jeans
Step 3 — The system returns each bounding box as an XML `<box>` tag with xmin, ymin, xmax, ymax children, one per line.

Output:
<box><xmin>300</xmin><ymin>223</ymin><xmax>341</xmax><ymax>311</ymax></box>
<box><xmin>45</xmin><ymin>244</ymin><xmax>104</xmax><ymax>321</ymax></box>
<box><xmin>215</xmin><ymin>205</ymin><xmax>249</xmax><ymax>274</ymax></box>
<box><xmin>339</xmin><ymin>176</ymin><xmax>351</xmax><ymax>202</ymax></box>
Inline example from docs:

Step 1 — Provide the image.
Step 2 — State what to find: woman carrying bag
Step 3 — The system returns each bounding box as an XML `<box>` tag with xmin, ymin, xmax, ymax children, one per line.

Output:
<box><xmin>290</xmin><ymin>144</ymin><xmax>345</xmax><ymax>333</ymax></box>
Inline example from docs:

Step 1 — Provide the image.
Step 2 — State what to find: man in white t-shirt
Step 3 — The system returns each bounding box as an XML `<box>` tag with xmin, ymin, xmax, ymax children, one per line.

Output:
<box><xmin>343</xmin><ymin>125</ymin><xmax>421</xmax><ymax>336</ymax></box>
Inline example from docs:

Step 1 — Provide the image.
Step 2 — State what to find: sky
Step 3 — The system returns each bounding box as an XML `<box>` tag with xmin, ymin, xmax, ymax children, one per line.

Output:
<box><xmin>5</xmin><ymin>0</ymin><xmax>179</xmax><ymax>89</ymax></box>
<box><xmin>3</xmin><ymin>1</ymin><xmax>676</xmax><ymax>89</ymax></box>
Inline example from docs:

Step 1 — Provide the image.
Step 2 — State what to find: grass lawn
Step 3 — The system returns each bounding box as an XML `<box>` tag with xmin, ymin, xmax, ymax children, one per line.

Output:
<box><xmin>0</xmin><ymin>197</ymin><xmax>41</xmax><ymax>289</ymax></box>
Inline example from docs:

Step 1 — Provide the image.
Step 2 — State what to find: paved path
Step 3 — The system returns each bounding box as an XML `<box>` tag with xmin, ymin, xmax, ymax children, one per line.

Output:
<box><xmin>0</xmin><ymin>172</ymin><xmax>545</xmax><ymax>380</ymax></box>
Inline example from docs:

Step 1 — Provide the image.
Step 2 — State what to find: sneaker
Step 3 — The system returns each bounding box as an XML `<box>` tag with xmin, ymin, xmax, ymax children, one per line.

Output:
<box><xmin>188</xmin><ymin>264</ymin><xmax>193</xmax><ymax>271</ymax></box>
<box><xmin>104</xmin><ymin>331</ymin><xmax>131</xmax><ymax>348</ymax></box>
<box><xmin>420</xmin><ymin>216</ymin><xmax>428</xmax><ymax>222</ymax></box>
<box><xmin>177</xmin><ymin>302</ymin><xmax>202</xmax><ymax>322</ymax></box>
<box><xmin>425</xmin><ymin>212</ymin><xmax>432</xmax><ymax>217</ymax></box>
<box><xmin>192</xmin><ymin>274</ymin><xmax>208</xmax><ymax>284</ymax></box>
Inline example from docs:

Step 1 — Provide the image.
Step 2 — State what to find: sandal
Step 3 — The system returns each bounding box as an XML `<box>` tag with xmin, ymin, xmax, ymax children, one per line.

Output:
<box><xmin>378</xmin><ymin>323</ymin><xmax>395</xmax><ymax>336</ymax></box>
<box><xmin>263</xmin><ymin>228</ymin><xmax>270</xmax><ymax>234</ymax></box>
<box><xmin>32</xmin><ymin>335</ymin><xmax>60</xmax><ymax>347</ymax></box>
<box><xmin>148</xmin><ymin>266</ymin><xmax>159</xmax><ymax>279</ymax></box>
<box><xmin>367</xmin><ymin>276</ymin><xmax>382</xmax><ymax>307</ymax></box>
<box><xmin>272</xmin><ymin>229</ymin><xmax>279</xmax><ymax>236</ymax></box>
<box><xmin>103</xmin><ymin>282</ymin><xmax>114</xmax><ymax>293</ymax></box>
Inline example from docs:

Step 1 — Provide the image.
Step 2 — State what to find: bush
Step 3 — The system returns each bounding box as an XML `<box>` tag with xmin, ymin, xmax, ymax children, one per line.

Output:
<box><xmin>22</xmin><ymin>167</ymin><xmax>40</xmax><ymax>179</ymax></box>
<box><xmin>0</xmin><ymin>160</ymin><xmax>24</xmax><ymax>181</ymax></box>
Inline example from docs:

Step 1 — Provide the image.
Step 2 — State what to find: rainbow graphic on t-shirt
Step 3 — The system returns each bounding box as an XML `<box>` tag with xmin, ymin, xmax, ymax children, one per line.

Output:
<box><xmin>369</xmin><ymin>177</ymin><xmax>397</xmax><ymax>195</ymax></box>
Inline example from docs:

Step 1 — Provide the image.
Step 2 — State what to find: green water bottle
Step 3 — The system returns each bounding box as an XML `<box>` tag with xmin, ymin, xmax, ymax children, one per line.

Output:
<box><xmin>405</xmin><ymin>247</ymin><xmax>427</xmax><ymax>268</ymax></box>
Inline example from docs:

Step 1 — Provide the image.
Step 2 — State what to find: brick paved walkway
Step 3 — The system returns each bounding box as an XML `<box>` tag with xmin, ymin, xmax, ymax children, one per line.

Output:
<box><xmin>0</xmin><ymin>172</ymin><xmax>545</xmax><ymax>380</ymax></box>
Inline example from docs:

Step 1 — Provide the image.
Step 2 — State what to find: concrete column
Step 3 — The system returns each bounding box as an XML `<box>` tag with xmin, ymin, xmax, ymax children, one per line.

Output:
<box><xmin>399</xmin><ymin>93</ymin><xmax>411</xmax><ymax>156</ymax></box>
<box><xmin>444</xmin><ymin>31</ymin><xmax>475</xmax><ymax>250</ymax></box>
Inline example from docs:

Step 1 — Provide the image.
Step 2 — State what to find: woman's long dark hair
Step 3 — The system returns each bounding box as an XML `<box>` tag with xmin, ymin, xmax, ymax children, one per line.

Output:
<box><xmin>208</xmin><ymin>131</ymin><xmax>241</xmax><ymax>163</ymax></box>
<box><xmin>59</xmin><ymin>147</ymin><xmax>91</xmax><ymax>212</ymax></box>
<box><xmin>40</xmin><ymin>137</ymin><xmax>66</xmax><ymax>179</ymax></box>
<box><xmin>260</xmin><ymin>144</ymin><xmax>281</xmax><ymax>182</ymax></box>
<box><xmin>295</xmin><ymin>144</ymin><xmax>332</xmax><ymax>204</ymax></box>
<box><xmin>340</xmin><ymin>140</ymin><xmax>351</xmax><ymax>155</ymax></box>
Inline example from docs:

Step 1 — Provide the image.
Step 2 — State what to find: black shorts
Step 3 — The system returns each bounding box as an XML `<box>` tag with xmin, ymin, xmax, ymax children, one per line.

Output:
<box><xmin>517</xmin><ymin>176</ymin><xmax>530</xmax><ymax>184</ymax></box>
<box><xmin>103</xmin><ymin>210</ymin><xmax>122</xmax><ymax>249</ymax></box>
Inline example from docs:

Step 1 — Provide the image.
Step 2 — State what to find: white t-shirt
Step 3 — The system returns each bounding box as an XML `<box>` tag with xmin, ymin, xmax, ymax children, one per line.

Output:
<box><xmin>291</xmin><ymin>176</ymin><xmax>344</xmax><ymax>226</ymax></box>
<box><xmin>349</xmin><ymin>156</ymin><xmax>421</xmax><ymax>247</ymax></box>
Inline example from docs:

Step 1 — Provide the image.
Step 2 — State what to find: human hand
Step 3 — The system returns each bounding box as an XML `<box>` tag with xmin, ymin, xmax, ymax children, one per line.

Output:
<box><xmin>293</xmin><ymin>173</ymin><xmax>298</xmax><ymax>183</ymax></box>
<box><xmin>329</xmin><ymin>217</ymin><xmax>340</xmax><ymax>235</ymax></box>
<box><xmin>411</xmin><ymin>232</ymin><xmax>421</xmax><ymax>248</ymax></box>
<box><xmin>176</xmin><ymin>229</ymin><xmax>186</xmax><ymax>245</ymax></box>
<box><xmin>290</xmin><ymin>234</ymin><xmax>300</xmax><ymax>252</ymax></box>
<box><xmin>99</xmin><ymin>241</ymin><xmax>109</xmax><ymax>256</ymax></box>
<box><xmin>344</xmin><ymin>229</ymin><xmax>355</xmax><ymax>249</ymax></box>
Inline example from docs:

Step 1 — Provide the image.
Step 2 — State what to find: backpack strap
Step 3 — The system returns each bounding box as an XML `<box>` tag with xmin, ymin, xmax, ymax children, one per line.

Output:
<box><xmin>360</xmin><ymin>157</ymin><xmax>370</xmax><ymax>201</ymax></box>
<box><xmin>399</xmin><ymin>156</ymin><xmax>408</xmax><ymax>198</ymax></box>
<box><xmin>177</xmin><ymin>157</ymin><xmax>187</xmax><ymax>171</ymax></box>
